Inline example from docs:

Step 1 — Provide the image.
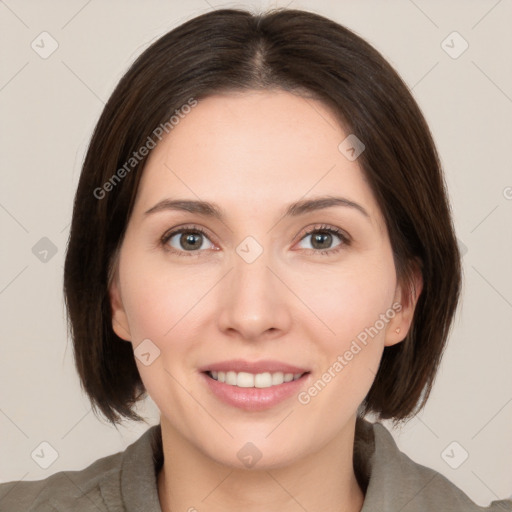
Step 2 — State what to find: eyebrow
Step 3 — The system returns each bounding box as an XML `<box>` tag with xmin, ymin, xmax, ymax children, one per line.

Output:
<box><xmin>144</xmin><ymin>195</ymin><xmax>370</xmax><ymax>221</ymax></box>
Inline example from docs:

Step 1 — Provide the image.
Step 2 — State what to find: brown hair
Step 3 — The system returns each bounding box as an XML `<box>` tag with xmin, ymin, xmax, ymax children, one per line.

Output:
<box><xmin>63</xmin><ymin>7</ymin><xmax>461</xmax><ymax>425</ymax></box>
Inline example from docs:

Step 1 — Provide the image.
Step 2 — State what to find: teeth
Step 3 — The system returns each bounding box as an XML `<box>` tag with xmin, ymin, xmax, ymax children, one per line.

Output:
<box><xmin>209</xmin><ymin>371</ymin><xmax>304</xmax><ymax>388</ymax></box>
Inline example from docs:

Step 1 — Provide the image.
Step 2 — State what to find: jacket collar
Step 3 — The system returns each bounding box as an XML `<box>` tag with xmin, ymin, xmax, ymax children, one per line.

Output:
<box><xmin>116</xmin><ymin>417</ymin><xmax>501</xmax><ymax>512</ymax></box>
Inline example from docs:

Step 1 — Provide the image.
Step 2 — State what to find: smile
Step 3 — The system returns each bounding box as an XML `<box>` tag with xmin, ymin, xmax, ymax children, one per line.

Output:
<box><xmin>207</xmin><ymin>370</ymin><xmax>305</xmax><ymax>388</ymax></box>
<box><xmin>201</xmin><ymin>370</ymin><xmax>311</xmax><ymax>411</ymax></box>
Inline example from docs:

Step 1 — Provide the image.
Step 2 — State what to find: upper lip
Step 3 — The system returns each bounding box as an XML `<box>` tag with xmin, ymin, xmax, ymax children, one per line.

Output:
<box><xmin>199</xmin><ymin>359</ymin><xmax>310</xmax><ymax>374</ymax></box>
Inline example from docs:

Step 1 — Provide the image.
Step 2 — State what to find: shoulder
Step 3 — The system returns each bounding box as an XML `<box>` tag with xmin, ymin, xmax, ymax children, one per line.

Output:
<box><xmin>0</xmin><ymin>424</ymin><xmax>162</xmax><ymax>512</ymax></box>
<box><xmin>363</xmin><ymin>420</ymin><xmax>512</xmax><ymax>512</ymax></box>
<box><xmin>0</xmin><ymin>448</ymin><xmax>123</xmax><ymax>512</ymax></box>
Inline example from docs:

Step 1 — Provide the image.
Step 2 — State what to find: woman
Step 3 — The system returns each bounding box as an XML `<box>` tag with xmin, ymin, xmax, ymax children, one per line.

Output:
<box><xmin>1</xmin><ymin>7</ymin><xmax>510</xmax><ymax>512</ymax></box>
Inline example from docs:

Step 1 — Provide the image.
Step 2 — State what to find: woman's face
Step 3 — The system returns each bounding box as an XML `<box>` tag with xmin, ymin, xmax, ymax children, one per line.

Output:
<box><xmin>110</xmin><ymin>90</ymin><xmax>417</xmax><ymax>468</ymax></box>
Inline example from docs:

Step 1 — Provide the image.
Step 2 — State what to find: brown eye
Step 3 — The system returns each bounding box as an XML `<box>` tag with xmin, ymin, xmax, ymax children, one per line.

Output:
<box><xmin>176</xmin><ymin>232</ymin><xmax>205</xmax><ymax>251</ymax></box>
<box><xmin>161</xmin><ymin>226</ymin><xmax>215</xmax><ymax>256</ymax></box>
<box><xmin>309</xmin><ymin>231</ymin><xmax>335</xmax><ymax>250</ymax></box>
<box><xmin>296</xmin><ymin>224</ymin><xmax>350</xmax><ymax>255</ymax></box>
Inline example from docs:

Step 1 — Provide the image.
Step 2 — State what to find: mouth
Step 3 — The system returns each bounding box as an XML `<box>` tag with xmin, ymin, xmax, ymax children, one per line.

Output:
<box><xmin>198</xmin><ymin>358</ymin><xmax>311</xmax><ymax>388</ymax></box>
<box><xmin>204</xmin><ymin>370</ymin><xmax>309</xmax><ymax>388</ymax></box>
<box><xmin>199</xmin><ymin>360</ymin><xmax>311</xmax><ymax>411</ymax></box>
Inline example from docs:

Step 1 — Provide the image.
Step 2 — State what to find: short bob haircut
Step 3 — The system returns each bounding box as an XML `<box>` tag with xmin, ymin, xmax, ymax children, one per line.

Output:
<box><xmin>64</xmin><ymin>8</ymin><xmax>461</xmax><ymax>426</ymax></box>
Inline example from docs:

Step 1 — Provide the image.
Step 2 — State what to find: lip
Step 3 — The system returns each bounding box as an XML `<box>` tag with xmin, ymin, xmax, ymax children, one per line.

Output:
<box><xmin>198</xmin><ymin>359</ymin><xmax>310</xmax><ymax>374</ymax></box>
<box><xmin>200</xmin><ymin>371</ymin><xmax>311</xmax><ymax>411</ymax></box>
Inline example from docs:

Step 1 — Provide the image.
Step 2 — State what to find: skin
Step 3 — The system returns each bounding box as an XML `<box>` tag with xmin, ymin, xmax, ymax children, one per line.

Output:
<box><xmin>110</xmin><ymin>90</ymin><xmax>422</xmax><ymax>512</ymax></box>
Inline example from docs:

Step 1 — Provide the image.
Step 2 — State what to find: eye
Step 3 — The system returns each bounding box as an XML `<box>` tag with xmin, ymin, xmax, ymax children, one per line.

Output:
<box><xmin>160</xmin><ymin>223</ymin><xmax>350</xmax><ymax>258</ymax></box>
<box><xmin>296</xmin><ymin>224</ymin><xmax>350</xmax><ymax>255</ymax></box>
<box><xmin>161</xmin><ymin>225</ymin><xmax>216</xmax><ymax>257</ymax></box>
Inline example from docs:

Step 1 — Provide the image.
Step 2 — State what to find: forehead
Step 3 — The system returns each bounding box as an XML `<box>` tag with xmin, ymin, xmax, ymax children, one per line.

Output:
<box><xmin>133</xmin><ymin>90</ymin><xmax>383</xmax><ymax>229</ymax></box>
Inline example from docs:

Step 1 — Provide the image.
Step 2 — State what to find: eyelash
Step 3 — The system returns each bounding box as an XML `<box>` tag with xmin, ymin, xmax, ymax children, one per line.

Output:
<box><xmin>160</xmin><ymin>223</ymin><xmax>351</xmax><ymax>258</ymax></box>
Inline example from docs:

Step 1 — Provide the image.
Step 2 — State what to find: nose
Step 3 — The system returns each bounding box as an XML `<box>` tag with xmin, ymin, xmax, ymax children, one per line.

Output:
<box><xmin>216</xmin><ymin>247</ymin><xmax>293</xmax><ymax>342</ymax></box>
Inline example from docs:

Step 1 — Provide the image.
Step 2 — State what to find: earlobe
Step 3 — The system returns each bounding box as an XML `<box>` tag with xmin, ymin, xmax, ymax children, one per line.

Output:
<box><xmin>385</xmin><ymin>264</ymin><xmax>423</xmax><ymax>347</ymax></box>
<box><xmin>109</xmin><ymin>275</ymin><xmax>132</xmax><ymax>341</ymax></box>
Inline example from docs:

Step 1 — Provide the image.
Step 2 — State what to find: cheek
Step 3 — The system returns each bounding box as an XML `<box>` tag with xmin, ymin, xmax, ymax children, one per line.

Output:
<box><xmin>117</xmin><ymin>251</ymin><xmax>220</xmax><ymax>395</ymax></box>
<box><xmin>296</xmin><ymin>280</ymin><xmax>392</xmax><ymax>453</ymax></box>
<box><xmin>291</xmin><ymin>252</ymin><xmax>396</xmax><ymax>407</ymax></box>
<box><xmin>294</xmin><ymin>254</ymin><xmax>396</xmax><ymax>348</ymax></box>
<box><xmin>118</xmin><ymin>261</ymin><xmax>206</xmax><ymax>415</ymax></box>
<box><xmin>119</xmin><ymin>251</ymin><xmax>217</xmax><ymax>342</ymax></box>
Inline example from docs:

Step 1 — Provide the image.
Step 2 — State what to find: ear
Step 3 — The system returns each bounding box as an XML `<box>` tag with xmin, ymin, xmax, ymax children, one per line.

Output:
<box><xmin>385</xmin><ymin>261</ymin><xmax>423</xmax><ymax>347</ymax></box>
<box><xmin>109</xmin><ymin>273</ymin><xmax>132</xmax><ymax>341</ymax></box>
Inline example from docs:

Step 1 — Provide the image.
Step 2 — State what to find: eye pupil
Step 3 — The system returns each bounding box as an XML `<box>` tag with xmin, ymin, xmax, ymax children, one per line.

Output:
<box><xmin>311</xmin><ymin>232</ymin><xmax>332</xmax><ymax>249</ymax></box>
<box><xmin>181</xmin><ymin>232</ymin><xmax>202</xmax><ymax>250</ymax></box>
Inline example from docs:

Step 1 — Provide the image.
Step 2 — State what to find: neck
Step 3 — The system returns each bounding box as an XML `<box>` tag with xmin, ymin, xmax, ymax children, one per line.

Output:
<box><xmin>157</xmin><ymin>415</ymin><xmax>365</xmax><ymax>512</ymax></box>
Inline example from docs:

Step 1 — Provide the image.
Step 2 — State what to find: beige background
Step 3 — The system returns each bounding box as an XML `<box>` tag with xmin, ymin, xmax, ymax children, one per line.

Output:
<box><xmin>1</xmin><ymin>0</ymin><xmax>511</xmax><ymax>506</ymax></box>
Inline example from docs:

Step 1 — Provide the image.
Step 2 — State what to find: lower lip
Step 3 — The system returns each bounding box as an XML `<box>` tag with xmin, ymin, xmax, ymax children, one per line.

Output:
<box><xmin>201</xmin><ymin>372</ymin><xmax>310</xmax><ymax>411</ymax></box>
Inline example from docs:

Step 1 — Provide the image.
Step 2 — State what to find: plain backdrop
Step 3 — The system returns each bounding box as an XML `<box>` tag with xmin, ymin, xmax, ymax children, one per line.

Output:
<box><xmin>1</xmin><ymin>0</ymin><xmax>511</xmax><ymax>507</ymax></box>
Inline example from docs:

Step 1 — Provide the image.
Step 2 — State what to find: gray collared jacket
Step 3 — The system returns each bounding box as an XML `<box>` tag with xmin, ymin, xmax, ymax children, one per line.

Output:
<box><xmin>1</xmin><ymin>418</ymin><xmax>510</xmax><ymax>511</ymax></box>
